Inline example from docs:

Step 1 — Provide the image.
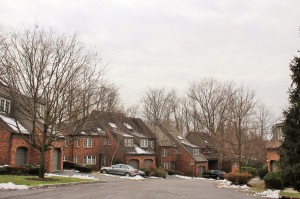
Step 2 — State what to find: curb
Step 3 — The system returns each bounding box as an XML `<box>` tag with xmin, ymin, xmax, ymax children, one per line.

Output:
<box><xmin>29</xmin><ymin>180</ymin><xmax>106</xmax><ymax>190</ymax></box>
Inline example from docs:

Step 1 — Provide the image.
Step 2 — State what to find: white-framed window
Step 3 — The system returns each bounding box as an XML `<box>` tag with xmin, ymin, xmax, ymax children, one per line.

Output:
<box><xmin>74</xmin><ymin>155</ymin><xmax>79</xmax><ymax>163</ymax></box>
<box><xmin>83</xmin><ymin>138</ymin><xmax>92</xmax><ymax>148</ymax></box>
<box><xmin>38</xmin><ymin>104</ymin><xmax>45</xmax><ymax>118</ymax></box>
<box><xmin>103</xmin><ymin>138</ymin><xmax>108</xmax><ymax>145</ymax></box>
<box><xmin>162</xmin><ymin>163</ymin><xmax>171</xmax><ymax>169</ymax></box>
<box><xmin>64</xmin><ymin>138</ymin><xmax>68</xmax><ymax>147</ymax></box>
<box><xmin>0</xmin><ymin>98</ymin><xmax>10</xmax><ymax>114</ymax></box>
<box><xmin>63</xmin><ymin>155</ymin><xmax>67</xmax><ymax>161</ymax></box>
<box><xmin>140</xmin><ymin>139</ymin><xmax>148</xmax><ymax>147</ymax></box>
<box><xmin>149</xmin><ymin>141</ymin><xmax>154</xmax><ymax>149</ymax></box>
<box><xmin>193</xmin><ymin>148</ymin><xmax>200</xmax><ymax>155</ymax></box>
<box><xmin>174</xmin><ymin>149</ymin><xmax>177</xmax><ymax>154</ymax></box>
<box><xmin>125</xmin><ymin>138</ymin><xmax>133</xmax><ymax>147</ymax></box>
<box><xmin>77</xmin><ymin>140</ymin><xmax>80</xmax><ymax>147</ymax></box>
<box><xmin>162</xmin><ymin>148</ymin><xmax>168</xmax><ymax>157</ymax></box>
<box><xmin>84</xmin><ymin>156</ymin><xmax>96</xmax><ymax>165</ymax></box>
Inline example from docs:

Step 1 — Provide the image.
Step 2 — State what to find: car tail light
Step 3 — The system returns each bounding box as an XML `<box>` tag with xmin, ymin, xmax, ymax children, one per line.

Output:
<box><xmin>134</xmin><ymin>170</ymin><xmax>138</xmax><ymax>173</ymax></box>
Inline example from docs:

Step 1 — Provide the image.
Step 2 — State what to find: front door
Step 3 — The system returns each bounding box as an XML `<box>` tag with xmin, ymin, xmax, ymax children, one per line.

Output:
<box><xmin>15</xmin><ymin>147</ymin><xmax>28</xmax><ymax>166</ymax></box>
<box><xmin>52</xmin><ymin>148</ymin><xmax>61</xmax><ymax>171</ymax></box>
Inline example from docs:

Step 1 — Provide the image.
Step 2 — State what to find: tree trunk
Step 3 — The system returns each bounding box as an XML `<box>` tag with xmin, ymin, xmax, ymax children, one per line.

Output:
<box><xmin>39</xmin><ymin>147</ymin><xmax>46</xmax><ymax>179</ymax></box>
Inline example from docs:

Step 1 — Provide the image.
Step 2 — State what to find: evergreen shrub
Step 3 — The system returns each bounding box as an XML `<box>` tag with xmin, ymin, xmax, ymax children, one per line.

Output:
<box><xmin>263</xmin><ymin>172</ymin><xmax>283</xmax><ymax>190</ymax></box>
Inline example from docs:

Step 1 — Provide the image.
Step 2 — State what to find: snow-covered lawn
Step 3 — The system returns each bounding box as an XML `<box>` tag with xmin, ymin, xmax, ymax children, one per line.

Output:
<box><xmin>45</xmin><ymin>173</ymin><xmax>99</xmax><ymax>180</ymax></box>
<box><xmin>0</xmin><ymin>173</ymin><xmax>99</xmax><ymax>190</ymax></box>
<box><xmin>0</xmin><ymin>182</ymin><xmax>29</xmax><ymax>190</ymax></box>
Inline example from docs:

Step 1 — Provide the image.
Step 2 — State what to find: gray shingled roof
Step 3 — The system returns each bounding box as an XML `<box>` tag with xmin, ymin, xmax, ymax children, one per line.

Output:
<box><xmin>148</xmin><ymin>125</ymin><xmax>174</xmax><ymax>147</ymax></box>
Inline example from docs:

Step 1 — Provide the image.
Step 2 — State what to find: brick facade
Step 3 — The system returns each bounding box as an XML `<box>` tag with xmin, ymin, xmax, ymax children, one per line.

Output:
<box><xmin>64</xmin><ymin>135</ymin><xmax>112</xmax><ymax>170</ymax></box>
<box><xmin>0</xmin><ymin>122</ymin><xmax>64</xmax><ymax>172</ymax></box>
<box><xmin>176</xmin><ymin>145</ymin><xmax>208</xmax><ymax>176</ymax></box>
<box><xmin>267</xmin><ymin>149</ymin><xmax>280</xmax><ymax>172</ymax></box>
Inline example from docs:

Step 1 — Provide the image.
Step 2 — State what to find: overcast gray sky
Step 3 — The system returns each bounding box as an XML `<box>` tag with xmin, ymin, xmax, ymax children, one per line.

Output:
<box><xmin>1</xmin><ymin>0</ymin><xmax>300</xmax><ymax>118</ymax></box>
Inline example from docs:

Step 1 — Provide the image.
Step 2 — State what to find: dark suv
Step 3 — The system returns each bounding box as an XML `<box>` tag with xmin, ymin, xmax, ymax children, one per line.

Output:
<box><xmin>202</xmin><ymin>170</ymin><xmax>225</xmax><ymax>180</ymax></box>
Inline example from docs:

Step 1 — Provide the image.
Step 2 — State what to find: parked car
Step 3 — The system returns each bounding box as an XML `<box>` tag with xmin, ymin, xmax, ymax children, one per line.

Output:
<box><xmin>100</xmin><ymin>164</ymin><xmax>145</xmax><ymax>177</ymax></box>
<box><xmin>202</xmin><ymin>170</ymin><xmax>225</xmax><ymax>180</ymax></box>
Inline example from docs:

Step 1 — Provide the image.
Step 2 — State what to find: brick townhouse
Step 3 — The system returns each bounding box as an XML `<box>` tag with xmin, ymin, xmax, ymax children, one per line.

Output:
<box><xmin>0</xmin><ymin>85</ymin><xmax>64</xmax><ymax>172</ymax></box>
<box><xmin>266</xmin><ymin>122</ymin><xmax>284</xmax><ymax>172</ymax></box>
<box><xmin>150</xmin><ymin>125</ymin><xmax>208</xmax><ymax>176</ymax></box>
<box><xmin>64</xmin><ymin>111</ymin><xmax>157</xmax><ymax>170</ymax></box>
<box><xmin>186</xmin><ymin>131</ymin><xmax>219</xmax><ymax>170</ymax></box>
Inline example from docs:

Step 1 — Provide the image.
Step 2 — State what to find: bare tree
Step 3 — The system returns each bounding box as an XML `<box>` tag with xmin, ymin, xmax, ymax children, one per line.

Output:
<box><xmin>226</xmin><ymin>85</ymin><xmax>256</xmax><ymax>167</ymax></box>
<box><xmin>141</xmin><ymin>87</ymin><xmax>175</xmax><ymax>126</ymax></box>
<box><xmin>0</xmin><ymin>27</ymin><xmax>102</xmax><ymax>178</ymax></box>
<box><xmin>254</xmin><ymin>103</ymin><xmax>274</xmax><ymax>139</ymax></box>
<box><xmin>187</xmin><ymin>78</ymin><xmax>229</xmax><ymax>135</ymax></box>
<box><xmin>123</xmin><ymin>104</ymin><xmax>140</xmax><ymax>118</ymax></box>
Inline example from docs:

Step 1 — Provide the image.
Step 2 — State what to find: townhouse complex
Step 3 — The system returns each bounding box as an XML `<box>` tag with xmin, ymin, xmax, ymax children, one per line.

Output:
<box><xmin>0</xmin><ymin>84</ymin><xmax>223</xmax><ymax>176</ymax></box>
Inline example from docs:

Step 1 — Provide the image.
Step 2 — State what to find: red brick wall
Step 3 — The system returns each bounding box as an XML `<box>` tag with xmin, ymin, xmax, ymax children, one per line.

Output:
<box><xmin>0</xmin><ymin>126</ymin><xmax>11</xmax><ymax>165</ymax></box>
<box><xmin>176</xmin><ymin>145</ymin><xmax>208</xmax><ymax>176</ymax></box>
<box><xmin>125</xmin><ymin>155</ymin><xmax>156</xmax><ymax>169</ymax></box>
<box><xmin>267</xmin><ymin>149</ymin><xmax>280</xmax><ymax>172</ymax></box>
<box><xmin>0</xmin><ymin>123</ymin><xmax>64</xmax><ymax>172</ymax></box>
<box><xmin>10</xmin><ymin>135</ymin><xmax>38</xmax><ymax>166</ymax></box>
<box><xmin>159</xmin><ymin>147</ymin><xmax>178</xmax><ymax>169</ymax></box>
<box><xmin>64</xmin><ymin>135</ymin><xmax>113</xmax><ymax>170</ymax></box>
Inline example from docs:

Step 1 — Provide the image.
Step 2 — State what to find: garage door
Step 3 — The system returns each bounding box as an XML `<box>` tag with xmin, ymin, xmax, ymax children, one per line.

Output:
<box><xmin>128</xmin><ymin>159</ymin><xmax>139</xmax><ymax>169</ymax></box>
<box><xmin>15</xmin><ymin>147</ymin><xmax>28</xmax><ymax>166</ymax></box>
<box><xmin>52</xmin><ymin>148</ymin><xmax>61</xmax><ymax>171</ymax></box>
<box><xmin>143</xmin><ymin>159</ymin><xmax>153</xmax><ymax>168</ymax></box>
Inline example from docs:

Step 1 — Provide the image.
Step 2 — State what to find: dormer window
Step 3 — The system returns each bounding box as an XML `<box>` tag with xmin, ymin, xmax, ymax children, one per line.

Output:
<box><xmin>124</xmin><ymin>123</ymin><xmax>133</xmax><ymax>130</ymax></box>
<box><xmin>140</xmin><ymin>139</ymin><xmax>148</xmax><ymax>147</ymax></box>
<box><xmin>125</xmin><ymin>138</ymin><xmax>133</xmax><ymax>147</ymax></box>
<box><xmin>97</xmin><ymin>127</ymin><xmax>105</xmax><ymax>134</ymax></box>
<box><xmin>193</xmin><ymin>148</ymin><xmax>200</xmax><ymax>155</ymax></box>
<box><xmin>0</xmin><ymin>98</ymin><xmax>10</xmax><ymax>114</ymax></box>
<box><xmin>149</xmin><ymin>141</ymin><xmax>155</xmax><ymax>149</ymax></box>
<box><xmin>108</xmin><ymin>123</ymin><xmax>117</xmax><ymax>129</ymax></box>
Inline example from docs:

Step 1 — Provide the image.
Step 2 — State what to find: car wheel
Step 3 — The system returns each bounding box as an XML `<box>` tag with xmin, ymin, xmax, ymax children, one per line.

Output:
<box><xmin>216</xmin><ymin>176</ymin><xmax>220</xmax><ymax>180</ymax></box>
<box><xmin>101</xmin><ymin>170</ymin><xmax>108</xmax><ymax>174</ymax></box>
<box><xmin>124</xmin><ymin>172</ymin><xmax>131</xmax><ymax>177</ymax></box>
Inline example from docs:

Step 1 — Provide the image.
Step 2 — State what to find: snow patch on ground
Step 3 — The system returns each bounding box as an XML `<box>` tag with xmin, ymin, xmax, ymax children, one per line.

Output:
<box><xmin>254</xmin><ymin>189</ymin><xmax>280</xmax><ymax>198</ymax></box>
<box><xmin>45</xmin><ymin>173</ymin><xmax>99</xmax><ymax>180</ymax></box>
<box><xmin>174</xmin><ymin>175</ymin><xmax>214</xmax><ymax>181</ymax></box>
<box><xmin>217</xmin><ymin>179</ymin><xmax>249</xmax><ymax>189</ymax></box>
<box><xmin>100</xmin><ymin>173</ymin><xmax>145</xmax><ymax>181</ymax></box>
<box><xmin>0</xmin><ymin>182</ymin><xmax>29</xmax><ymax>190</ymax></box>
<box><xmin>120</xmin><ymin>175</ymin><xmax>145</xmax><ymax>181</ymax></box>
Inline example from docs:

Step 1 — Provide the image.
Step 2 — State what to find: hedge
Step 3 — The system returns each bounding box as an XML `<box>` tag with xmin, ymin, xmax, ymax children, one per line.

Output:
<box><xmin>225</xmin><ymin>173</ymin><xmax>253</xmax><ymax>185</ymax></box>
<box><xmin>0</xmin><ymin>166</ymin><xmax>29</xmax><ymax>175</ymax></box>
<box><xmin>239</xmin><ymin>167</ymin><xmax>257</xmax><ymax>176</ymax></box>
<box><xmin>149</xmin><ymin>168</ymin><xmax>167</xmax><ymax>179</ymax></box>
<box><xmin>263</xmin><ymin>172</ymin><xmax>283</xmax><ymax>190</ymax></box>
<box><xmin>63</xmin><ymin>161</ymin><xmax>92</xmax><ymax>173</ymax></box>
<box><xmin>258</xmin><ymin>167</ymin><xmax>268</xmax><ymax>179</ymax></box>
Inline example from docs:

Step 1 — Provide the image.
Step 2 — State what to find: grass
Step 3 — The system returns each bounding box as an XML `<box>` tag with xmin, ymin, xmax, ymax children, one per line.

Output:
<box><xmin>0</xmin><ymin>175</ymin><xmax>97</xmax><ymax>186</ymax></box>
<box><xmin>280</xmin><ymin>191</ymin><xmax>300</xmax><ymax>198</ymax></box>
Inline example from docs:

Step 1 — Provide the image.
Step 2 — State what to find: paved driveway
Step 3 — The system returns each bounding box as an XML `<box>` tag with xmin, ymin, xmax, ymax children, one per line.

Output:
<box><xmin>0</xmin><ymin>173</ymin><xmax>263</xmax><ymax>199</ymax></box>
